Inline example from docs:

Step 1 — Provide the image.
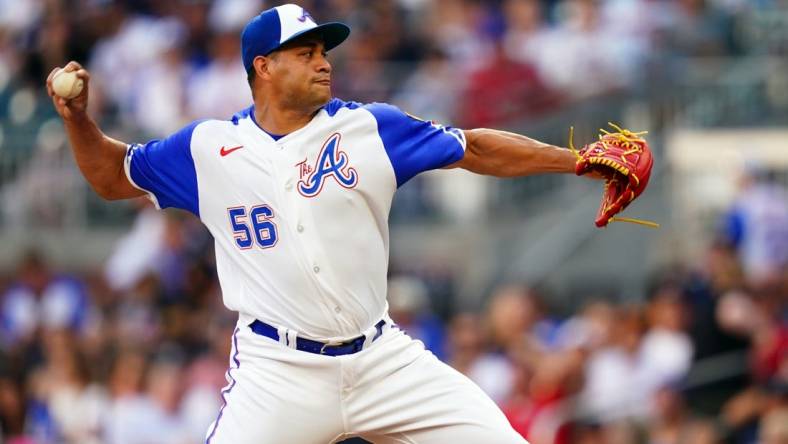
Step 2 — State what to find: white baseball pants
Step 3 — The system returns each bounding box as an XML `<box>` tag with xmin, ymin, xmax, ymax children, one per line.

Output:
<box><xmin>204</xmin><ymin>316</ymin><xmax>527</xmax><ymax>444</ymax></box>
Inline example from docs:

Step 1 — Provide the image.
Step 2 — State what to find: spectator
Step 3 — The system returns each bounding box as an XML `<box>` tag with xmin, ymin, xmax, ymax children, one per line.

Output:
<box><xmin>502</xmin><ymin>346</ymin><xmax>582</xmax><ymax>444</ymax></box>
<box><xmin>104</xmin><ymin>199</ymin><xmax>167</xmax><ymax>293</ymax></box>
<box><xmin>679</xmin><ymin>242</ymin><xmax>750</xmax><ymax>362</ymax></box>
<box><xmin>185</xmin><ymin>0</ymin><xmax>255</xmax><ymax>122</ymax></box>
<box><xmin>102</xmin><ymin>349</ymin><xmax>192</xmax><ymax>444</ymax></box>
<box><xmin>722</xmin><ymin>168</ymin><xmax>788</xmax><ymax>285</ymax></box>
<box><xmin>486</xmin><ymin>284</ymin><xmax>544</xmax><ymax>352</ymax></box>
<box><xmin>131</xmin><ymin>23</ymin><xmax>189</xmax><ymax>136</ymax></box>
<box><xmin>447</xmin><ymin>312</ymin><xmax>514</xmax><ymax>404</ymax></box>
<box><xmin>579</xmin><ymin>305</ymin><xmax>647</xmax><ymax>420</ymax></box>
<box><xmin>459</xmin><ymin>41</ymin><xmax>558</xmax><ymax>128</ymax></box>
<box><xmin>760</xmin><ymin>408</ymin><xmax>788</xmax><ymax>444</ymax></box>
<box><xmin>185</xmin><ymin>29</ymin><xmax>248</xmax><ymax>121</ymax></box>
<box><xmin>0</xmin><ymin>373</ymin><xmax>29</xmax><ymax>442</ymax></box>
<box><xmin>648</xmin><ymin>385</ymin><xmax>722</xmax><ymax>444</ymax></box>
<box><xmin>181</xmin><ymin>316</ymin><xmax>235</xmax><ymax>442</ymax></box>
<box><xmin>112</xmin><ymin>274</ymin><xmax>164</xmax><ymax>349</ymax></box>
<box><xmin>423</xmin><ymin>0</ymin><xmax>493</xmax><ymax>75</ymax></box>
<box><xmin>391</xmin><ymin>47</ymin><xmax>460</xmax><ymax>125</ymax></box>
<box><xmin>533</xmin><ymin>0</ymin><xmax>636</xmax><ymax>99</ymax></box>
<box><xmin>89</xmin><ymin>14</ymin><xmax>187</xmax><ymax>127</ymax></box>
<box><xmin>661</xmin><ymin>0</ymin><xmax>735</xmax><ymax>56</ymax></box>
<box><xmin>1</xmin><ymin>251</ymin><xmax>94</xmax><ymax>351</ymax></box>
<box><xmin>26</xmin><ymin>330</ymin><xmax>107</xmax><ymax>444</ymax></box>
<box><xmin>639</xmin><ymin>285</ymin><xmax>694</xmax><ymax>410</ymax></box>
<box><xmin>387</xmin><ymin>276</ymin><xmax>446</xmax><ymax>359</ymax></box>
<box><xmin>502</xmin><ymin>0</ymin><xmax>552</xmax><ymax>69</ymax></box>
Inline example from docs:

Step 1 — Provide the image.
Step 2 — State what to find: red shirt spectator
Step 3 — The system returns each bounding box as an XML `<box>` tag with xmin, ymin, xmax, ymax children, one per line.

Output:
<box><xmin>460</xmin><ymin>44</ymin><xmax>560</xmax><ymax>128</ymax></box>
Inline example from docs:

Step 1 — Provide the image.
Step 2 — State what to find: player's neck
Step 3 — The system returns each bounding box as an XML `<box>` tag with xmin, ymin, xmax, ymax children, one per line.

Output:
<box><xmin>253</xmin><ymin>100</ymin><xmax>319</xmax><ymax>136</ymax></box>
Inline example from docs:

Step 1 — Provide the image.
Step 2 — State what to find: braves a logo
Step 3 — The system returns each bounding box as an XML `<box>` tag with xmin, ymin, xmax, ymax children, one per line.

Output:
<box><xmin>297</xmin><ymin>8</ymin><xmax>313</xmax><ymax>23</ymax></box>
<box><xmin>297</xmin><ymin>133</ymin><xmax>358</xmax><ymax>197</ymax></box>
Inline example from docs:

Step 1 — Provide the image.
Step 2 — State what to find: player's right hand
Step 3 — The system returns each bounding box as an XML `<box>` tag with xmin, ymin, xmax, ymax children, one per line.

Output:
<box><xmin>46</xmin><ymin>61</ymin><xmax>90</xmax><ymax>121</ymax></box>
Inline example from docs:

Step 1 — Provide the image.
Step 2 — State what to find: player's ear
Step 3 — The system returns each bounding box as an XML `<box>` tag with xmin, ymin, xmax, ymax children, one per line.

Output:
<box><xmin>254</xmin><ymin>55</ymin><xmax>274</xmax><ymax>81</ymax></box>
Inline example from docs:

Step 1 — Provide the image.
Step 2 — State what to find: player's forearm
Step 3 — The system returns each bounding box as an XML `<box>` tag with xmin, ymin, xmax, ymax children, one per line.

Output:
<box><xmin>63</xmin><ymin>112</ymin><xmax>138</xmax><ymax>200</ymax></box>
<box><xmin>455</xmin><ymin>128</ymin><xmax>576</xmax><ymax>177</ymax></box>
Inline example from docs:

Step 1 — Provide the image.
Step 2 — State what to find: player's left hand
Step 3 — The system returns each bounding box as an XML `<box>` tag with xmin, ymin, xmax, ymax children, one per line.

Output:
<box><xmin>570</xmin><ymin>123</ymin><xmax>657</xmax><ymax>228</ymax></box>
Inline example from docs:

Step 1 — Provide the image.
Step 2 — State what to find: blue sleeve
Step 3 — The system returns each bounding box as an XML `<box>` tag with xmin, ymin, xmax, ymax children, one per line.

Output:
<box><xmin>124</xmin><ymin>121</ymin><xmax>203</xmax><ymax>216</ymax></box>
<box><xmin>723</xmin><ymin>207</ymin><xmax>744</xmax><ymax>248</ymax></box>
<box><xmin>365</xmin><ymin>103</ymin><xmax>466</xmax><ymax>187</ymax></box>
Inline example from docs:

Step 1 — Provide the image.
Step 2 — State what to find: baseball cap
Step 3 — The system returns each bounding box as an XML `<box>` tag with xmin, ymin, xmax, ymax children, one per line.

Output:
<box><xmin>241</xmin><ymin>4</ymin><xmax>350</xmax><ymax>72</ymax></box>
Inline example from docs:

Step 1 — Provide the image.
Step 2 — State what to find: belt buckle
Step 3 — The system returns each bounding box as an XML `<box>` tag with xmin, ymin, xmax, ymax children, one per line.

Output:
<box><xmin>320</xmin><ymin>339</ymin><xmax>344</xmax><ymax>355</ymax></box>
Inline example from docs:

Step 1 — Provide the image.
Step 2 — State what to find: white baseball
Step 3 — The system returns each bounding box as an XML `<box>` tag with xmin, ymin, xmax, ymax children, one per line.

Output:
<box><xmin>52</xmin><ymin>69</ymin><xmax>84</xmax><ymax>99</ymax></box>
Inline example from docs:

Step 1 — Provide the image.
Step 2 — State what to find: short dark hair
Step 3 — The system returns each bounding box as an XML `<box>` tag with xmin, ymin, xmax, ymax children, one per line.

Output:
<box><xmin>247</xmin><ymin>67</ymin><xmax>255</xmax><ymax>90</ymax></box>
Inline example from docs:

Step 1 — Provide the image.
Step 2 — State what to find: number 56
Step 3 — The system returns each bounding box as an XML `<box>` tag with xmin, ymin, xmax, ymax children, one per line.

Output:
<box><xmin>227</xmin><ymin>205</ymin><xmax>278</xmax><ymax>249</ymax></box>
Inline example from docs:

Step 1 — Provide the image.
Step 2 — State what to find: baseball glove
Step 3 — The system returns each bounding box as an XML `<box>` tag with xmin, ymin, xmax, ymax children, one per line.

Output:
<box><xmin>569</xmin><ymin>123</ymin><xmax>657</xmax><ymax>228</ymax></box>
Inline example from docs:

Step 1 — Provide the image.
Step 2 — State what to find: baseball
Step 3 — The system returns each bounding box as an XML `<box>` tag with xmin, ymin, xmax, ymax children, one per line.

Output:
<box><xmin>52</xmin><ymin>69</ymin><xmax>84</xmax><ymax>99</ymax></box>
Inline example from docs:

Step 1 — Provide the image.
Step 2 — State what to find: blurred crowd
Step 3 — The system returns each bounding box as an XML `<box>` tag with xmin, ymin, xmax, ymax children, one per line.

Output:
<box><xmin>3</xmin><ymin>0</ymin><xmax>784</xmax><ymax>229</ymax></box>
<box><xmin>2</xmin><ymin>0</ymin><xmax>788</xmax><ymax>443</ymax></box>
<box><xmin>0</xmin><ymin>0</ymin><xmax>774</xmax><ymax>138</ymax></box>
<box><xmin>1</xmin><ymin>173</ymin><xmax>787</xmax><ymax>443</ymax></box>
<box><xmin>3</xmin><ymin>0</ymin><xmax>787</xmax><ymax>229</ymax></box>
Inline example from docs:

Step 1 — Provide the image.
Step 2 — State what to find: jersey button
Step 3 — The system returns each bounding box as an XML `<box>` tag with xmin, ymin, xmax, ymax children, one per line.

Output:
<box><xmin>297</xmin><ymin>224</ymin><xmax>304</xmax><ymax>233</ymax></box>
<box><xmin>313</xmin><ymin>266</ymin><xmax>320</xmax><ymax>273</ymax></box>
<box><xmin>334</xmin><ymin>306</ymin><xmax>341</xmax><ymax>313</ymax></box>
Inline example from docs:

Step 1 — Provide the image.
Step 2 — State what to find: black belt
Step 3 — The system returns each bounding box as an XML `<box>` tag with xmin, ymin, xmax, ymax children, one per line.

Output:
<box><xmin>249</xmin><ymin>319</ymin><xmax>386</xmax><ymax>356</ymax></box>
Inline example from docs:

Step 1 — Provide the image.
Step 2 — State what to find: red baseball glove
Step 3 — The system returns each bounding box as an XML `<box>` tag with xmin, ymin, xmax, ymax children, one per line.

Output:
<box><xmin>570</xmin><ymin>123</ymin><xmax>657</xmax><ymax>228</ymax></box>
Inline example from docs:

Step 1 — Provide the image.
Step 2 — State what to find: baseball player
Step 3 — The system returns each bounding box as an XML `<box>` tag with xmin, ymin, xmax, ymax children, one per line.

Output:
<box><xmin>47</xmin><ymin>4</ymin><xmax>647</xmax><ymax>443</ymax></box>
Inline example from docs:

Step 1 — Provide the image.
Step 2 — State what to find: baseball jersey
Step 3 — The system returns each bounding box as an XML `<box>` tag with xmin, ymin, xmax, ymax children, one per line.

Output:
<box><xmin>124</xmin><ymin>99</ymin><xmax>465</xmax><ymax>340</ymax></box>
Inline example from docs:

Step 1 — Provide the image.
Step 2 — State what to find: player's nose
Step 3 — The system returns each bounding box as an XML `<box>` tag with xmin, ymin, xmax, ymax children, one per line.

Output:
<box><xmin>315</xmin><ymin>53</ymin><xmax>331</xmax><ymax>74</ymax></box>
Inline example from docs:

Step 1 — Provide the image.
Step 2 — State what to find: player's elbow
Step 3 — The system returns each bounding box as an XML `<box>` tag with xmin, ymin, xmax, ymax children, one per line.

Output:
<box><xmin>90</xmin><ymin>176</ymin><xmax>141</xmax><ymax>201</ymax></box>
<box><xmin>91</xmin><ymin>183</ymin><xmax>120</xmax><ymax>200</ymax></box>
<box><xmin>453</xmin><ymin>130</ymin><xmax>512</xmax><ymax>177</ymax></box>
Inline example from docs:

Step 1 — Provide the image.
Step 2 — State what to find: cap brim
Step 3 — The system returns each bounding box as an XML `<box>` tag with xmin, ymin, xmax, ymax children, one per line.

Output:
<box><xmin>279</xmin><ymin>22</ymin><xmax>350</xmax><ymax>52</ymax></box>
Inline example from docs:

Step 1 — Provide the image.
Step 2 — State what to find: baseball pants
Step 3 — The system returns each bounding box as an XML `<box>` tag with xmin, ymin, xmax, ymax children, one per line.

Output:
<box><xmin>205</xmin><ymin>316</ymin><xmax>528</xmax><ymax>444</ymax></box>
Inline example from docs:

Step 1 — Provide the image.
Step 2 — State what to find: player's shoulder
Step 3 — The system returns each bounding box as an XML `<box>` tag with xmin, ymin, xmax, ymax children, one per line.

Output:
<box><xmin>322</xmin><ymin>98</ymin><xmax>409</xmax><ymax>118</ymax></box>
<box><xmin>359</xmin><ymin>102</ymin><xmax>431</xmax><ymax>126</ymax></box>
<box><xmin>162</xmin><ymin>107</ymin><xmax>252</xmax><ymax>152</ymax></box>
<box><xmin>228</xmin><ymin>105</ymin><xmax>255</xmax><ymax>126</ymax></box>
<box><xmin>322</xmin><ymin>97</ymin><xmax>364</xmax><ymax>117</ymax></box>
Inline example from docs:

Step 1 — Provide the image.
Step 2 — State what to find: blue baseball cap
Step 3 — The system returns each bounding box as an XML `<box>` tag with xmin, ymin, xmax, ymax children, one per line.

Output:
<box><xmin>241</xmin><ymin>4</ymin><xmax>350</xmax><ymax>72</ymax></box>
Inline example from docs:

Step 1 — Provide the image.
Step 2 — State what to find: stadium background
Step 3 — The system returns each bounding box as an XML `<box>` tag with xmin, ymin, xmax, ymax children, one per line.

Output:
<box><xmin>1</xmin><ymin>0</ymin><xmax>787</xmax><ymax>443</ymax></box>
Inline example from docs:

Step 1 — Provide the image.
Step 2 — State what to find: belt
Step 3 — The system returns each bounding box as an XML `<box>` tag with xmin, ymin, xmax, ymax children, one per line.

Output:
<box><xmin>249</xmin><ymin>319</ymin><xmax>386</xmax><ymax>356</ymax></box>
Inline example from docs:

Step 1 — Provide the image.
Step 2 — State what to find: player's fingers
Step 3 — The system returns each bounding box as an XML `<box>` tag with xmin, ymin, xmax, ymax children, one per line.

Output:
<box><xmin>46</xmin><ymin>67</ymin><xmax>61</xmax><ymax>96</ymax></box>
<box><xmin>46</xmin><ymin>67</ymin><xmax>60</xmax><ymax>84</ymax></box>
<box><xmin>74</xmin><ymin>68</ymin><xmax>90</xmax><ymax>83</ymax></box>
<box><xmin>63</xmin><ymin>60</ymin><xmax>83</xmax><ymax>73</ymax></box>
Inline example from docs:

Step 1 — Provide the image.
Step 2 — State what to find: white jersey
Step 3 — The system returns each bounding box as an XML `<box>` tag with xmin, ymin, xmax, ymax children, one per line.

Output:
<box><xmin>124</xmin><ymin>99</ymin><xmax>465</xmax><ymax>340</ymax></box>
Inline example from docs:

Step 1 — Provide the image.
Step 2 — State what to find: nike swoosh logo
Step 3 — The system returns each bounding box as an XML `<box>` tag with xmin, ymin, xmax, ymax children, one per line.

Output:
<box><xmin>220</xmin><ymin>145</ymin><xmax>244</xmax><ymax>157</ymax></box>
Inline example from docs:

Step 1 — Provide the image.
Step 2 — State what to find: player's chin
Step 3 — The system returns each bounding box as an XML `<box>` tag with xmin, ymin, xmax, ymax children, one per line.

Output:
<box><xmin>310</xmin><ymin>85</ymin><xmax>332</xmax><ymax>105</ymax></box>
